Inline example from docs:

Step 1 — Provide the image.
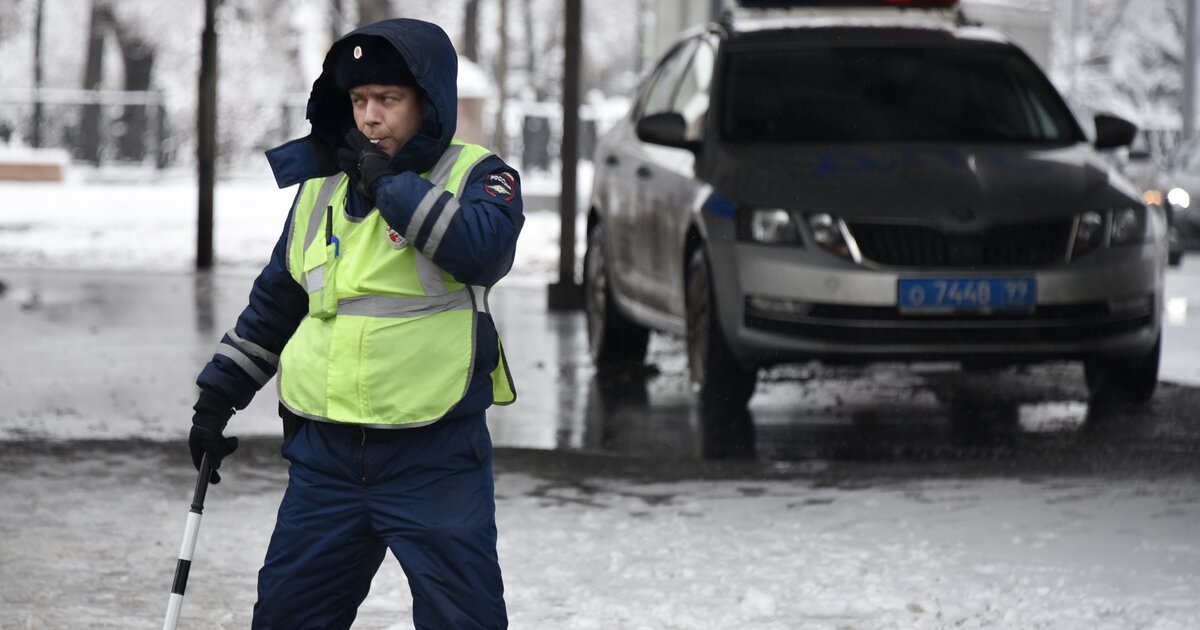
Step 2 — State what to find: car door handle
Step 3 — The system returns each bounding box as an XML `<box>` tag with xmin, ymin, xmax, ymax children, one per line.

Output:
<box><xmin>604</xmin><ymin>155</ymin><xmax>619</xmax><ymax>166</ymax></box>
<box><xmin>636</xmin><ymin>166</ymin><xmax>652</xmax><ymax>179</ymax></box>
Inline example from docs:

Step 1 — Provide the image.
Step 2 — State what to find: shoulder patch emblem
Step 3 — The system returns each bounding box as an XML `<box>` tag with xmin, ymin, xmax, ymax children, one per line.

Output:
<box><xmin>484</xmin><ymin>171</ymin><xmax>517</xmax><ymax>202</ymax></box>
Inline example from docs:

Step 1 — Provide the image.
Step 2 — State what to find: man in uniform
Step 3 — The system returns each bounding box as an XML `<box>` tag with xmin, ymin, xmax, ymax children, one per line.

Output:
<box><xmin>187</xmin><ymin>18</ymin><xmax>520</xmax><ymax>629</ymax></box>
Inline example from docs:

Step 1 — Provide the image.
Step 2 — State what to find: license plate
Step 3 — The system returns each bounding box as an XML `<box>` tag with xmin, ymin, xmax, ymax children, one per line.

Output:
<box><xmin>897</xmin><ymin>278</ymin><xmax>1035</xmax><ymax>312</ymax></box>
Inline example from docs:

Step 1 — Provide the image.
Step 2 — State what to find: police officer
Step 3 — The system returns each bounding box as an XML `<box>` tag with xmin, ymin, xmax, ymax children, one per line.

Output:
<box><xmin>188</xmin><ymin>18</ymin><xmax>521</xmax><ymax>629</ymax></box>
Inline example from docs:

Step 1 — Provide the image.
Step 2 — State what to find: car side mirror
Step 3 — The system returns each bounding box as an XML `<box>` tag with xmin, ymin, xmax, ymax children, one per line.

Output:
<box><xmin>636</xmin><ymin>112</ymin><xmax>700</xmax><ymax>152</ymax></box>
<box><xmin>1093</xmin><ymin>113</ymin><xmax>1137</xmax><ymax>150</ymax></box>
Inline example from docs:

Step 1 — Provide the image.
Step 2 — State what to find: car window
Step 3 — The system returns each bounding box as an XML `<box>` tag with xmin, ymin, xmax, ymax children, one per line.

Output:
<box><xmin>720</xmin><ymin>45</ymin><xmax>1082</xmax><ymax>144</ymax></box>
<box><xmin>671</xmin><ymin>39</ymin><xmax>716</xmax><ymax>141</ymax></box>
<box><xmin>636</xmin><ymin>39</ymin><xmax>698</xmax><ymax>120</ymax></box>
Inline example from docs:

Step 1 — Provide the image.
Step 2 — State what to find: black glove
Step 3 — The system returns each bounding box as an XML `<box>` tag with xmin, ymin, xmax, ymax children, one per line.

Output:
<box><xmin>336</xmin><ymin>129</ymin><xmax>398</xmax><ymax>206</ymax></box>
<box><xmin>189</xmin><ymin>390</ymin><xmax>239</xmax><ymax>484</ymax></box>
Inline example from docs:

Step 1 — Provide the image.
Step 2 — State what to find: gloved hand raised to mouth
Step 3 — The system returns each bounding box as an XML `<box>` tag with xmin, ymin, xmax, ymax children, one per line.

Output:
<box><xmin>336</xmin><ymin>128</ymin><xmax>399</xmax><ymax>206</ymax></box>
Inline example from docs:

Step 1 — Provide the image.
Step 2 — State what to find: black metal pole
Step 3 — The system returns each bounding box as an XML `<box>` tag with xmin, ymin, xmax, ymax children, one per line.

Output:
<box><xmin>1185</xmin><ymin>0</ymin><xmax>1198</xmax><ymax>140</ymax></box>
<box><xmin>197</xmin><ymin>0</ymin><xmax>219</xmax><ymax>270</ymax></box>
<box><xmin>31</xmin><ymin>0</ymin><xmax>45</xmax><ymax>148</ymax></box>
<box><xmin>548</xmin><ymin>0</ymin><xmax>584</xmax><ymax>310</ymax></box>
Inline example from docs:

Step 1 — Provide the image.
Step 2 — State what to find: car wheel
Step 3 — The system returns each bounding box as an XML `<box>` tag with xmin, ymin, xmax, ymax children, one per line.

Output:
<box><xmin>686</xmin><ymin>247</ymin><xmax>757</xmax><ymax>407</ymax></box>
<box><xmin>584</xmin><ymin>223</ymin><xmax>649</xmax><ymax>365</ymax></box>
<box><xmin>1084</xmin><ymin>333</ymin><xmax>1161</xmax><ymax>404</ymax></box>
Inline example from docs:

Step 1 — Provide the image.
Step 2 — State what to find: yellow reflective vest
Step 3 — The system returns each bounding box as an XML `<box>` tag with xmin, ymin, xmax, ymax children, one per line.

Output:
<box><xmin>277</xmin><ymin>140</ymin><xmax>516</xmax><ymax>427</ymax></box>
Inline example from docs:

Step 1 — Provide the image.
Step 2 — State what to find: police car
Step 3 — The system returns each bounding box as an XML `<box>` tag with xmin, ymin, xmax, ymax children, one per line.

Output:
<box><xmin>584</xmin><ymin>0</ymin><xmax>1166</xmax><ymax>409</ymax></box>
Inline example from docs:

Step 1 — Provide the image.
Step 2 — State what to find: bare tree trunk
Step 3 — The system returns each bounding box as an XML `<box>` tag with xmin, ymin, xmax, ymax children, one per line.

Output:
<box><xmin>522</xmin><ymin>0</ymin><xmax>542</xmax><ymax>100</ymax></box>
<box><xmin>357</xmin><ymin>0</ymin><xmax>389</xmax><ymax>27</ymax></box>
<box><xmin>462</xmin><ymin>0</ymin><xmax>480</xmax><ymax>62</ymax></box>
<box><xmin>111</xmin><ymin>22</ymin><xmax>155</xmax><ymax>162</ymax></box>
<box><xmin>330</xmin><ymin>0</ymin><xmax>347</xmax><ymax>41</ymax></box>
<box><xmin>493</xmin><ymin>0</ymin><xmax>508</xmax><ymax>156</ymax></box>
<box><xmin>80</xmin><ymin>1</ymin><xmax>112</xmax><ymax>164</ymax></box>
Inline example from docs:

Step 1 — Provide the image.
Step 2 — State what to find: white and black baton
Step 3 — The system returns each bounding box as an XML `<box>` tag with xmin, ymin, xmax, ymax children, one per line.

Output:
<box><xmin>163</xmin><ymin>454</ymin><xmax>214</xmax><ymax>630</ymax></box>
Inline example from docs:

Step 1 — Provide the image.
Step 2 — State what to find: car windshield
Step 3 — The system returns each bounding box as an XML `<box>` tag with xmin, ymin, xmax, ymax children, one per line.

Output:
<box><xmin>721</xmin><ymin>44</ymin><xmax>1080</xmax><ymax>144</ymax></box>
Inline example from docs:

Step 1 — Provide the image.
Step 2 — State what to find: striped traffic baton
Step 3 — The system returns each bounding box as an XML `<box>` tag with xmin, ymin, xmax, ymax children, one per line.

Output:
<box><xmin>163</xmin><ymin>454</ymin><xmax>214</xmax><ymax>630</ymax></box>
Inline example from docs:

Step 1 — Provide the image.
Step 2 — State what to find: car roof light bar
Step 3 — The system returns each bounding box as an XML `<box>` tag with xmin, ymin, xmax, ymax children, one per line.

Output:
<box><xmin>736</xmin><ymin>0</ymin><xmax>958</xmax><ymax>6</ymax></box>
<box><xmin>724</xmin><ymin>0</ymin><xmax>963</xmax><ymax>31</ymax></box>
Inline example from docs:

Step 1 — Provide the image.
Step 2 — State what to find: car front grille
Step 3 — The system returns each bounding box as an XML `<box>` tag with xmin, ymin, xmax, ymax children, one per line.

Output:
<box><xmin>846</xmin><ymin>221</ymin><xmax>1074</xmax><ymax>268</ymax></box>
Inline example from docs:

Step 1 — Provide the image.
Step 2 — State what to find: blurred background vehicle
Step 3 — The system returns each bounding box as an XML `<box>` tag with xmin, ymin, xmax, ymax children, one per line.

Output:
<box><xmin>1145</xmin><ymin>135</ymin><xmax>1200</xmax><ymax>267</ymax></box>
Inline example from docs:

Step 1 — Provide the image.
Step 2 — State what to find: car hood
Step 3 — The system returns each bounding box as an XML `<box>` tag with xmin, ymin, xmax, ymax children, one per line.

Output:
<box><xmin>702</xmin><ymin>144</ymin><xmax>1139</xmax><ymax>228</ymax></box>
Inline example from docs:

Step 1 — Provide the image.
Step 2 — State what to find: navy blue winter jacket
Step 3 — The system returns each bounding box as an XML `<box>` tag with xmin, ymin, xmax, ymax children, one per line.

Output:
<box><xmin>196</xmin><ymin>19</ymin><xmax>523</xmax><ymax>422</ymax></box>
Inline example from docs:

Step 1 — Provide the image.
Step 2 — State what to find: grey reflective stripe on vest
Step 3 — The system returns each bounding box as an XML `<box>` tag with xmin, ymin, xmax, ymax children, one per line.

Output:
<box><xmin>299</xmin><ymin>175</ymin><xmax>344</xmax><ymax>292</ymax></box>
<box><xmin>227</xmin><ymin>329</ymin><xmax>280</xmax><ymax>367</ymax></box>
<box><xmin>283</xmin><ymin>181</ymin><xmax>307</xmax><ymax>278</ymax></box>
<box><xmin>215</xmin><ymin>343</ymin><xmax>272</xmax><ymax>386</ymax></box>
<box><xmin>428</xmin><ymin>143</ymin><xmax>465</xmax><ymax>187</ymax></box>
<box><xmin>305</xmin><ymin>264</ymin><xmax>325</xmax><ymax>293</ymax></box>
<box><xmin>414</xmin><ymin>249</ymin><xmax>447</xmax><ymax>296</ymax></box>
<box><xmin>303</xmin><ymin>175</ymin><xmax>345</xmax><ymax>251</ymax></box>
<box><xmin>337</xmin><ymin>287</ymin><xmax>485</xmax><ymax>317</ymax></box>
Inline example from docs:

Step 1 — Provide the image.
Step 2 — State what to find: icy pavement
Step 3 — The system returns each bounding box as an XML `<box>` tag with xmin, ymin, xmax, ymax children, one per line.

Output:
<box><xmin>1</xmin><ymin>441</ymin><xmax>1198</xmax><ymax>629</ymax></box>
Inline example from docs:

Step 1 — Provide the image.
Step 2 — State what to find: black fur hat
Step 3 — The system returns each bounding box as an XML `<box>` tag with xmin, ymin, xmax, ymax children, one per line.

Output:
<box><xmin>334</xmin><ymin>36</ymin><xmax>418</xmax><ymax>92</ymax></box>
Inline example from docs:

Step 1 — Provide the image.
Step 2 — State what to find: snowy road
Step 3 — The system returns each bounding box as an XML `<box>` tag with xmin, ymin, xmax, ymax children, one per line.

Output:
<box><xmin>2</xmin><ymin>438</ymin><xmax>1198</xmax><ymax>629</ymax></box>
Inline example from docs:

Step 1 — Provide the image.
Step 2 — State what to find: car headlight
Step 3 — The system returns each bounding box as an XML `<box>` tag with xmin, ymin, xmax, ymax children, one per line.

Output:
<box><xmin>1070</xmin><ymin>210</ymin><xmax>1105</xmax><ymax>259</ymax></box>
<box><xmin>805</xmin><ymin>212</ymin><xmax>856</xmax><ymax>260</ymax></box>
<box><xmin>1168</xmin><ymin>187</ymin><xmax>1191</xmax><ymax>210</ymax></box>
<box><xmin>1110</xmin><ymin>206</ymin><xmax>1148</xmax><ymax>246</ymax></box>
<box><xmin>743</xmin><ymin>208</ymin><xmax>801</xmax><ymax>244</ymax></box>
<box><xmin>1070</xmin><ymin>206</ymin><xmax>1153</xmax><ymax>259</ymax></box>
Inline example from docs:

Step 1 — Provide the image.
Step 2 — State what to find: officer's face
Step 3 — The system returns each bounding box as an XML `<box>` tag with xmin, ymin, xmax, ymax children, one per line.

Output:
<box><xmin>350</xmin><ymin>85</ymin><xmax>424</xmax><ymax>157</ymax></box>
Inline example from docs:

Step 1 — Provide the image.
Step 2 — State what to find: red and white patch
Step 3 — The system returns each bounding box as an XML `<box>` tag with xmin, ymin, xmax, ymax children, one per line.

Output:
<box><xmin>386</xmin><ymin>226</ymin><xmax>408</xmax><ymax>249</ymax></box>
<box><xmin>484</xmin><ymin>171</ymin><xmax>517</xmax><ymax>202</ymax></box>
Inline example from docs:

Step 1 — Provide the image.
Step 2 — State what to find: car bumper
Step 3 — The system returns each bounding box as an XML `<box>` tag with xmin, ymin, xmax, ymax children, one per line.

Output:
<box><xmin>711</xmin><ymin>241</ymin><xmax>1163</xmax><ymax>365</ymax></box>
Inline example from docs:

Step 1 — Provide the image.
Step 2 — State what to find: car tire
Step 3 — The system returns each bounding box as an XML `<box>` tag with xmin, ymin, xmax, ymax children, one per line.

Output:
<box><xmin>584</xmin><ymin>223</ymin><xmax>649</xmax><ymax>366</ymax></box>
<box><xmin>686</xmin><ymin>247</ymin><xmax>757</xmax><ymax>407</ymax></box>
<box><xmin>1084</xmin><ymin>333</ymin><xmax>1161</xmax><ymax>404</ymax></box>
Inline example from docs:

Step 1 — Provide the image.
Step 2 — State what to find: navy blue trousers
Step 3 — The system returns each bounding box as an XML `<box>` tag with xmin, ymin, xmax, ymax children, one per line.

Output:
<box><xmin>252</xmin><ymin>413</ymin><xmax>507</xmax><ymax>629</ymax></box>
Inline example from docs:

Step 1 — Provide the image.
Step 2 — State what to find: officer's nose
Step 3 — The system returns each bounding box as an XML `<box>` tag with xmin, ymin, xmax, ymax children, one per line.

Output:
<box><xmin>360</xmin><ymin>99</ymin><xmax>383</xmax><ymax>126</ymax></box>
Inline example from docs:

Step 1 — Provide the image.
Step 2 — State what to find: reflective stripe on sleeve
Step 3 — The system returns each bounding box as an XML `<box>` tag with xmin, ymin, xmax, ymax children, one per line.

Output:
<box><xmin>421</xmin><ymin>197</ymin><xmax>461</xmax><ymax>259</ymax></box>
<box><xmin>215</xmin><ymin>343</ymin><xmax>272</xmax><ymax>386</ymax></box>
<box><xmin>226</xmin><ymin>330</ymin><xmax>280</xmax><ymax>367</ymax></box>
<box><xmin>404</xmin><ymin>186</ymin><xmax>448</xmax><ymax>246</ymax></box>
